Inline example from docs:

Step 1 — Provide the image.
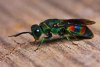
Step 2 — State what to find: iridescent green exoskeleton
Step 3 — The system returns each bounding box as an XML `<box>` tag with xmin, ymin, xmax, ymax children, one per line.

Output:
<box><xmin>9</xmin><ymin>19</ymin><xmax>95</xmax><ymax>51</ymax></box>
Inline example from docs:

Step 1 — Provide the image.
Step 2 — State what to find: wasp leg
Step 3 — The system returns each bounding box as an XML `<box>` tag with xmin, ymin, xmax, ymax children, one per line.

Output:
<box><xmin>30</xmin><ymin>39</ymin><xmax>37</xmax><ymax>45</ymax></box>
<box><xmin>58</xmin><ymin>28</ymin><xmax>65</xmax><ymax>38</ymax></box>
<box><xmin>65</xmin><ymin>36</ymin><xmax>77</xmax><ymax>45</ymax></box>
<box><xmin>72</xmin><ymin>36</ymin><xmax>79</xmax><ymax>41</ymax></box>
<box><xmin>34</xmin><ymin>38</ymin><xmax>45</xmax><ymax>51</ymax></box>
<box><xmin>34</xmin><ymin>39</ymin><xmax>37</xmax><ymax>43</ymax></box>
<box><xmin>34</xmin><ymin>32</ymin><xmax>52</xmax><ymax>51</ymax></box>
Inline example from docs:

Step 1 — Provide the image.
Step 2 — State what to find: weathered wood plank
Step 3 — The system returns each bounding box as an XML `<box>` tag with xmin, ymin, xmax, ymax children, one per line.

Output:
<box><xmin>0</xmin><ymin>0</ymin><xmax>100</xmax><ymax>67</ymax></box>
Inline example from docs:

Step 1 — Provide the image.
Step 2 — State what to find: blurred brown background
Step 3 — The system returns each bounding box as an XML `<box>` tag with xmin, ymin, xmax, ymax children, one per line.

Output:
<box><xmin>0</xmin><ymin>0</ymin><xmax>100</xmax><ymax>67</ymax></box>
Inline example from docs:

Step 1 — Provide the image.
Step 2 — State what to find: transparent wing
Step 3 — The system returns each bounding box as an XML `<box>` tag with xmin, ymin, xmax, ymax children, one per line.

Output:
<box><xmin>63</xmin><ymin>19</ymin><xmax>95</xmax><ymax>25</ymax></box>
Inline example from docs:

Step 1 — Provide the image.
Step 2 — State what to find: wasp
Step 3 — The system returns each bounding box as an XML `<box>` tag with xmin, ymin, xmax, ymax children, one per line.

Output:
<box><xmin>9</xmin><ymin>19</ymin><xmax>95</xmax><ymax>51</ymax></box>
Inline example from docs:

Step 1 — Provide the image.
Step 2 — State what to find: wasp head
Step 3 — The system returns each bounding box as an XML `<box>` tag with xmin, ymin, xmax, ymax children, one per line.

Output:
<box><xmin>31</xmin><ymin>24</ymin><xmax>42</xmax><ymax>40</ymax></box>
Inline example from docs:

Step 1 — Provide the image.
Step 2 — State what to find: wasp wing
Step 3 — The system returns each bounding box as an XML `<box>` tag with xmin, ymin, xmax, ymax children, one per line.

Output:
<box><xmin>62</xmin><ymin>19</ymin><xmax>95</xmax><ymax>25</ymax></box>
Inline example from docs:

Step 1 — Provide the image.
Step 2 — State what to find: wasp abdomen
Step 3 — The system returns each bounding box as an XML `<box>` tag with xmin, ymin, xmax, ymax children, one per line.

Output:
<box><xmin>67</xmin><ymin>25</ymin><xmax>86</xmax><ymax>36</ymax></box>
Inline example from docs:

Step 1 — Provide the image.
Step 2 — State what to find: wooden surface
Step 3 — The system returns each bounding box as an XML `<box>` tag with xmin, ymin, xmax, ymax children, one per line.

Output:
<box><xmin>0</xmin><ymin>0</ymin><xmax>100</xmax><ymax>67</ymax></box>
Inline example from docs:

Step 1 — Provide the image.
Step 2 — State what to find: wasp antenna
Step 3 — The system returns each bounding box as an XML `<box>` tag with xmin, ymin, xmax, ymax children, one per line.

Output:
<box><xmin>8</xmin><ymin>32</ymin><xmax>31</xmax><ymax>37</ymax></box>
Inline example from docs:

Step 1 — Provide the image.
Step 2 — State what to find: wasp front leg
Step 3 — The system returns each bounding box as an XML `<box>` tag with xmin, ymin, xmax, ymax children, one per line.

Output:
<box><xmin>34</xmin><ymin>32</ymin><xmax>52</xmax><ymax>51</ymax></box>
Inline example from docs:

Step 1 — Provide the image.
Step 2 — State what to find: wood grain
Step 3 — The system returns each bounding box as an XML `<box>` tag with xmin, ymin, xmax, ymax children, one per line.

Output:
<box><xmin>0</xmin><ymin>0</ymin><xmax>100</xmax><ymax>67</ymax></box>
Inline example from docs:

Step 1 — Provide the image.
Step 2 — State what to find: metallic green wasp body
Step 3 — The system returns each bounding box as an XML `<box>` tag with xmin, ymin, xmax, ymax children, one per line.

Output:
<box><xmin>9</xmin><ymin>19</ymin><xmax>95</xmax><ymax>51</ymax></box>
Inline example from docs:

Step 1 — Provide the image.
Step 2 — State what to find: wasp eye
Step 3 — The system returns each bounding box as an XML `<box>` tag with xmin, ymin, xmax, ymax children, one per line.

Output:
<box><xmin>34</xmin><ymin>29</ymin><xmax>41</xmax><ymax>36</ymax></box>
<box><xmin>36</xmin><ymin>29</ymin><xmax>40</xmax><ymax>32</ymax></box>
<box><xmin>34</xmin><ymin>29</ymin><xmax>40</xmax><ymax>34</ymax></box>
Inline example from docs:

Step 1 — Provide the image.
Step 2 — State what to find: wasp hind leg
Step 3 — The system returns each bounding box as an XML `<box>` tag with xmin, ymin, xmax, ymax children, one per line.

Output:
<box><xmin>58</xmin><ymin>32</ymin><xmax>77</xmax><ymax>45</ymax></box>
<box><xmin>58</xmin><ymin>29</ymin><xmax>78</xmax><ymax>45</ymax></box>
<box><xmin>65</xmin><ymin>36</ymin><xmax>78</xmax><ymax>45</ymax></box>
<box><xmin>34</xmin><ymin>32</ymin><xmax>52</xmax><ymax>51</ymax></box>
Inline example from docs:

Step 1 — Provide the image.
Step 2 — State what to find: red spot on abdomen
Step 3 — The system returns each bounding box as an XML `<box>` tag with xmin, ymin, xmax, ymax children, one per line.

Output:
<box><xmin>68</xmin><ymin>25</ymin><xmax>75</xmax><ymax>32</ymax></box>
<box><xmin>81</xmin><ymin>27</ymin><xmax>85</xmax><ymax>34</ymax></box>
